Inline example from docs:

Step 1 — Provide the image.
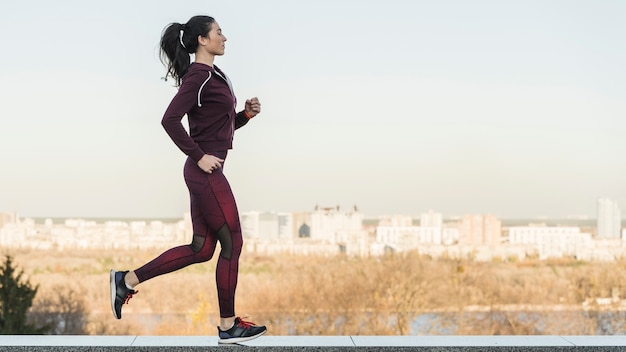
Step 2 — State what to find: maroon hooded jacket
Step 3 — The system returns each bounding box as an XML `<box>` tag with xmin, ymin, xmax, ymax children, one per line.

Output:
<box><xmin>161</xmin><ymin>62</ymin><xmax>250</xmax><ymax>162</ymax></box>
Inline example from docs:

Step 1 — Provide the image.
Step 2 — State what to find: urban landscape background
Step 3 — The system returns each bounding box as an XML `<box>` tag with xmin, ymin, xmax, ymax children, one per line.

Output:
<box><xmin>1</xmin><ymin>197</ymin><xmax>624</xmax><ymax>261</ymax></box>
<box><xmin>1</xmin><ymin>197</ymin><xmax>626</xmax><ymax>336</ymax></box>
<box><xmin>1</xmin><ymin>0</ymin><xmax>625</xmax><ymax>337</ymax></box>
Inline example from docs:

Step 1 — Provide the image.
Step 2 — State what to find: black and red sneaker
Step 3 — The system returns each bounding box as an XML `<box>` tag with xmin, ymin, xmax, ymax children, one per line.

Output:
<box><xmin>218</xmin><ymin>317</ymin><xmax>267</xmax><ymax>344</ymax></box>
<box><xmin>109</xmin><ymin>270</ymin><xmax>137</xmax><ymax>319</ymax></box>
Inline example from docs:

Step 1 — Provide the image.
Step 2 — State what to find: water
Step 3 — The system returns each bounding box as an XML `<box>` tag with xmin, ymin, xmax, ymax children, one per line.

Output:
<box><xmin>411</xmin><ymin>310</ymin><xmax>626</xmax><ymax>335</ymax></box>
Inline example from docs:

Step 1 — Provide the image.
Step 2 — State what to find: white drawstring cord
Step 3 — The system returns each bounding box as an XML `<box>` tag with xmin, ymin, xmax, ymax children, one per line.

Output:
<box><xmin>197</xmin><ymin>72</ymin><xmax>212</xmax><ymax>107</ymax></box>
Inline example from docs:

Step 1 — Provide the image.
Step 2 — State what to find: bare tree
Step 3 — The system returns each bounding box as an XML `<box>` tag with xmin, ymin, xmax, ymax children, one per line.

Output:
<box><xmin>29</xmin><ymin>284</ymin><xmax>87</xmax><ymax>334</ymax></box>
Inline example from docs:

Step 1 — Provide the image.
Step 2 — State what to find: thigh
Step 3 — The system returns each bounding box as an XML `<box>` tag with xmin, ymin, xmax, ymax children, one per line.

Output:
<box><xmin>184</xmin><ymin>158</ymin><xmax>215</xmax><ymax>236</ymax></box>
<box><xmin>207</xmin><ymin>171</ymin><xmax>241</xmax><ymax>232</ymax></box>
<box><xmin>184</xmin><ymin>158</ymin><xmax>239</xmax><ymax>234</ymax></box>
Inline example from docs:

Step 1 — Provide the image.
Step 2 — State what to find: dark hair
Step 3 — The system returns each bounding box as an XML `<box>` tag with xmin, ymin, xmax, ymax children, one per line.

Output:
<box><xmin>160</xmin><ymin>15</ymin><xmax>216</xmax><ymax>86</ymax></box>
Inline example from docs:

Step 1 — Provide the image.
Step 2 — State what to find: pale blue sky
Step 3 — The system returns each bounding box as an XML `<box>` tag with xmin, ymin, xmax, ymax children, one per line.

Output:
<box><xmin>0</xmin><ymin>0</ymin><xmax>624</xmax><ymax>219</ymax></box>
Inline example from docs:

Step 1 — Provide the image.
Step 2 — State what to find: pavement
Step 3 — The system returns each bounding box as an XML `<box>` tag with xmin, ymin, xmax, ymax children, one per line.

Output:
<box><xmin>0</xmin><ymin>335</ymin><xmax>626</xmax><ymax>351</ymax></box>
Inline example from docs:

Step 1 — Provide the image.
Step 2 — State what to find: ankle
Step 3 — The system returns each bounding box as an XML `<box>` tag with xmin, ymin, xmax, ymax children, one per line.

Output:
<box><xmin>220</xmin><ymin>317</ymin><xmax>236</xmax><ymax>330</ymax></box>
<box><xmin>124</xmin><ymin>271</ymin><xmax>140</xmax><ymax>288</ymax></box>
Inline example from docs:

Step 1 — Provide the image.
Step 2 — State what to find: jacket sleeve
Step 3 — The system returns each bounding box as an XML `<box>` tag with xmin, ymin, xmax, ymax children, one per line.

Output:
<box><xmin>234</xmin><ymin>111</ymin><xmax>251</xmax><ymax>130</ymax></box>
<box><xmin>161</xmin><ymin>73</ymin><xmax>206</xmax><ymax>162</ymax></box>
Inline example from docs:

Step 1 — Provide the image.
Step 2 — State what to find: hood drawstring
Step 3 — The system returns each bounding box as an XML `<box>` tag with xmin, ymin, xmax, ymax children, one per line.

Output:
<box><xmin>196</xmin><ymin>67</ymin><xmax>235</xmax><ymax>109</ymax></box>
<box><xmin>197</xmin><ymin>72</ymin><xmax>212</xmax><ymax>107</ymax></box>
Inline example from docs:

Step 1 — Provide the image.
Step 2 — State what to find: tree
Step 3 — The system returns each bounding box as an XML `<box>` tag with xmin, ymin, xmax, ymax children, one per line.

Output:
<box><xmin>29</xmin><ymin>285</ymin><xmax>87</xmax><ymax>335</ymax></box>
<box><xmin>0</xmin><ymin>255</ymin><xmax>46</xmax><ymax>334</ymax></box>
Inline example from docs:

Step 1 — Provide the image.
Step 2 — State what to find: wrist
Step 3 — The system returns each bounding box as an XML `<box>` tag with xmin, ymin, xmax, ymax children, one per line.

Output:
<box><xmin>244</xmin><ymin>110</ymin><xmax>253</xmax><ymax>119</ymax></box>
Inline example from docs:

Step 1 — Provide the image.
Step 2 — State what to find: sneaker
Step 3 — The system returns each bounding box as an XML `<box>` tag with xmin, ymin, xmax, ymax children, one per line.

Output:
<box><xmin>218</xmin><ymin>317</ymin><xmax>267</xmax><ymax>344</ymax></box>
<box><xmin>109</xmin><ymin>270</ymin><xmax>137</xmax><ymax>319</ymax></box>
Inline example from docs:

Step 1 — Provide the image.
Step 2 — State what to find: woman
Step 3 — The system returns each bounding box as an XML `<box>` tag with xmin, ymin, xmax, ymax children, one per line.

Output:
<box><xmin>109</xmin><ymin>15</ymin><xmax>267</xmax><ymax>344</ymax></box>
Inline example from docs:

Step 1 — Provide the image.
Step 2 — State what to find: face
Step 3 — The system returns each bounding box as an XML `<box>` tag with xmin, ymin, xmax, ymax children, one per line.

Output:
<box><xmin>199</xmin><ymin>21</ymin><xmax>227</xmax><ymax>56</ymax></box>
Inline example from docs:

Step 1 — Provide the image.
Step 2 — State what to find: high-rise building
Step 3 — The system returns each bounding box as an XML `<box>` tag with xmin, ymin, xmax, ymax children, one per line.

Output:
<box><xmin>597</xmin><ymin>198</ymin><xmax>621</xmax><ymax>238</ymax></box>
<box><xmin>277</xmin><ymin>212</ymin><xmax>294</xmax><ymax>241</ymax></box>
<box><xmin>458</xmin><ymin>214</ymin><xmax>501</xmax><ymax>246</ymax></box>
<box><xmin>240</xmin><ymin>211</ymin><xmax>260</xmax><ymax>239</ymax></box>
<box><xmin>0</xmin><ymin>212</ymin><xmax>17</xmax><ymax>231</ymax></box>
<box><xmin>420</xmin><ymin>210</ymin><xmax>443</xmax><ymax>227</ymax></box>
<box><xmin>259</xmin><ymin>212</ymin><xmax>279</xmax><ymax>241</ymax></box>
<box><xmin>310</xmin><ymin>205</ymin><xmax>363</xmax><ymax>243</ymax></box>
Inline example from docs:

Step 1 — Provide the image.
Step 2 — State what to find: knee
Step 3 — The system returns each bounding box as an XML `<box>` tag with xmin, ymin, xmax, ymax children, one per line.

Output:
<box><xmin>190</xmin><ymin>234</ymin><xmax>205</xmax><ymax>253</ymax></box>
<box><xmin>190</xmin><ymin>234</ymin><xmax>213</xmax><ymax>261</ymax></box>
<box><xmin>232</xmin><ymin>236</ymin><xmax>243</xmax><ymax>255</ymax></box>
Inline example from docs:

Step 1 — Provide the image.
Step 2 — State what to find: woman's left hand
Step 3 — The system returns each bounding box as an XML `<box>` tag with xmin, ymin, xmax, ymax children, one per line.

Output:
<box><xmin>244</xmin><ymin>97</ymin><xmax>261</xmax><ymax>118</ymax></box>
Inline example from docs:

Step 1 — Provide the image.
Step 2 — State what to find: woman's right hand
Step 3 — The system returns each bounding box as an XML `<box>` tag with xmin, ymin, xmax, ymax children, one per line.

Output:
<box><xmin>197</xmin><ymin>154</ymin><xmax>224</xmax><ymax>173</ymax></box>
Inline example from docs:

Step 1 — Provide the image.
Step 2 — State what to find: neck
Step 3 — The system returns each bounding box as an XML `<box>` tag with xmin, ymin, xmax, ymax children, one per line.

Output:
<box><xmin>194</xmin><ymin>51</ymin><xmax>215</xmax><ymax>67</ymax></box>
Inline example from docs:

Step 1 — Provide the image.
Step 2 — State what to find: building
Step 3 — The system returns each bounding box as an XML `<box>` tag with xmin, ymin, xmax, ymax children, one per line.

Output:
<box><xmin>310</xmin><ymin>205</ymin><xmax>363</xmax><ymax>243</ymax></box>
<box><xmin>420</xmin><ymin>210</ymin><xmax>443</xmax><ymax>227</ymax></box>
<box><xmin>240</xmin><ymin>211</ymin><xmax>295</xmax><ymax>242</ymax></box>
<box><xmin>0</xmin><ymin>216</ymin><xmax>190</xmax><ymax>251</ymax></box>
<box><xmin>597</xmin><ymin>198</ymin><xmax>621</xmax><ymax>238</ymax></box>
<box><xmin>374</xmin><ymin>226</ymin><xmax>442</xmax><ymax>252</ymax></box>
<box><xmin>372</xmin><ymin>211</ymin><xmax>448</xmax><ymax>255</ymax></box>
<box><xmin>458</xmin><ymin>214</ymin><xmax>501</xmax><ymax>246</ymax></box>
<box><xmin>509</xmin><ymin>226</ymin><xmax>593</xmax><ymax>260</ymax></box>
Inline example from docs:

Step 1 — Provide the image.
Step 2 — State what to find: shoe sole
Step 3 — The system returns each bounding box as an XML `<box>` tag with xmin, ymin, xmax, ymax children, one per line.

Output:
<box><xmin>109</xmin><ymin>270</ymin><xmax>120</xmax><ymax>319</ymax></box>
<box><xmin>218</xmin><ymin>329</ymin><xmax>266</xmax><ymax>344</ymax></box>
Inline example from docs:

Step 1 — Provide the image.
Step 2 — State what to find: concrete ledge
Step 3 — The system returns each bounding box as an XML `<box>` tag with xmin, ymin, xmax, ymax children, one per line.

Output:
<box><xmin>0</xmin><ymin>335</ymin><xmax>625</xmax><ymax>351</ymax></box>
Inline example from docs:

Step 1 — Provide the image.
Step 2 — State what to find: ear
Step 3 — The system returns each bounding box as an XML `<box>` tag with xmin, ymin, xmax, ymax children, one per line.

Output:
<box><xmin>197</xmin><ymin>34</ymin><xmax>207</xmax><ymax>46</ymax></box>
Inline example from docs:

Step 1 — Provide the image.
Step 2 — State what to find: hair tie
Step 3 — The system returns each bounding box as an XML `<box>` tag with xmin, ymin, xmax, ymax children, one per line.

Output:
<box><xmin>179</xmin><ymin>26</ymin><xmax>186</xmax><ymax>49</ymax></box>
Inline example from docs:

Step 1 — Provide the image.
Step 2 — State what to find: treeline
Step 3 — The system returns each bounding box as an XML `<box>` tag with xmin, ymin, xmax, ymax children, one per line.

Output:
<box><xmin>241</xmin><ymin>253</ymin><xmax>626</xmax><ymax>335</ymax></box>
<box><xmin>6</xmin><ymin>249</ymin><xmax>626</xmax><ymax>335</ymax></box>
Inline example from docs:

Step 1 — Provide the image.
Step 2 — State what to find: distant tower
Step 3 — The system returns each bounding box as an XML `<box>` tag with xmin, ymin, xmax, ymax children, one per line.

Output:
<box><xmin>458</xmin><ymin>214</ymin><xmax>501</xmax><ymax>246</ymax></box>
<box><xmin>597</xmin><ymin>198</ymin><xmax>621</xmax><ymax>238</ymax></box>
<box><xmin>420</xmin><ymin>210</ymin><xmax>442</xmax><ymax>228</ymax></box>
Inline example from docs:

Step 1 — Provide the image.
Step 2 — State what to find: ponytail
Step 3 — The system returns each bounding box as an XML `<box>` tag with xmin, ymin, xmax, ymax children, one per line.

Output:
<box><xmin>160</xmin><ymin>15</ymin><xmax>215</xmax><ymax>86</ymax></box>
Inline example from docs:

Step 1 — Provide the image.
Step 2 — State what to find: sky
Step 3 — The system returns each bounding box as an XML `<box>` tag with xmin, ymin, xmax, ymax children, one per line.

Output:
<box><xmin>0</xmin><ymin>0</ymin><xmax>625</xmax><ymax>220</ymax></box>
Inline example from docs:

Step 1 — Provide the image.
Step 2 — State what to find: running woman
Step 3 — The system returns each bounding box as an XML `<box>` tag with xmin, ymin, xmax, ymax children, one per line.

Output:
<box><xmin>109</xmin><ymin>15</ymin><xmax>267</xmax><ymax>344</ymax></box>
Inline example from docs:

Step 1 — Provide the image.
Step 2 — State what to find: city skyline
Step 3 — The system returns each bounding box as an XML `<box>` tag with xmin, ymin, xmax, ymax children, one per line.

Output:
<box><xmin>1</xmin><ymin>196</ymin><xmax>623</xmax><ymax>224</ymax></box>
<box><xmin>1</xmin><ymin>1</ymin><xmax>625</xmax><ymax>219</ymax></box>
<box><xmin>2</xmin><ymin>204</ymin><xmax>624</xmax><ymax>262</ymax></box>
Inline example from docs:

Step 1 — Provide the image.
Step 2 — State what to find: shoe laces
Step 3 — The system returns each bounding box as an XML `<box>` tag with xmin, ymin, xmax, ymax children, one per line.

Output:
<box><xmin>124</xmin><ymin>290</ymin><xmax>138</xmax><ymax>305</ymax></box>
<box><xmin>237</xmin><ymin>316</ymin><xmax>256</xmax><ymax>329</ymax></box>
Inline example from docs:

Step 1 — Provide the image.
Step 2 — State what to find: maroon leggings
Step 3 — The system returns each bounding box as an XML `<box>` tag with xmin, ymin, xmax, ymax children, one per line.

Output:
<box><xmin>134</xmin><ymin>152</ymin><xmax>243</xmax><ymax>318</ymax></box>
